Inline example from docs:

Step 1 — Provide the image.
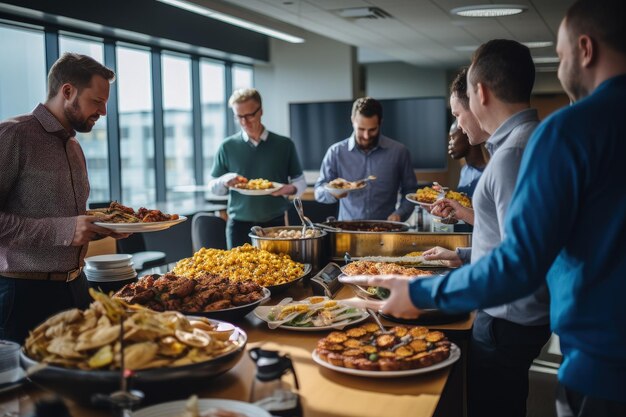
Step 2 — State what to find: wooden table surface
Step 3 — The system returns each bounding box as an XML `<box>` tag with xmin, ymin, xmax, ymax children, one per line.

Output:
<box><xmin>0</xmin><ymin>282</ymin><xmax>474</xmax><ymax>417</ymax></box>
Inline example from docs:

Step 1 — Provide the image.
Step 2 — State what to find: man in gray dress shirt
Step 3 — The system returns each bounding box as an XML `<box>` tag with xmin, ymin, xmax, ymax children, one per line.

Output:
<box><xmin>314</xmin><ymin>97</ymin><xmax>417</xmax><ymax>221</ymax></box>
<box><xmin>425</xmin><ymin>41</ymin><xmax>551</xmax><ymax>417</ymax></box>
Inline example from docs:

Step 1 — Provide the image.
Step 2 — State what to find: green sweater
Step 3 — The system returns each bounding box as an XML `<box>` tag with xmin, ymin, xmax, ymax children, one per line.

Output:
<box><xmin>211</xmin><ymin>131</ymin><xmax>303</xmax><ymax>222</ymax></box>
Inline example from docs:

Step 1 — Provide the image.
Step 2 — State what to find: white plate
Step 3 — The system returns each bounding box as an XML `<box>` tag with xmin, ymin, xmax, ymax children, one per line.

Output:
<box><xmin>94</xmin><ymin>216</ymin><xmax>187</xmax><ymax>233</ymax></box>
<box><xmin>84</xmin><ymin>254</ymin><xmax>132</xmax><ymax>268</ymax></box>
<box><xmin>312</xmin><ymin>343</ymin><xmax>460</xmax><ymax>378</ymax></box>
<box><xmin>229</xmin><ymin>182</ymin><xmax>284</xmax><ymax>196</ymax></box>
<box><xmin>86</xmin><ymin>271</ymin><xmax>137</xmax><ymax>282</ymax></box>
<box><xmin>324</xmin><ymin>183</ymin><xmax>367</xmax><ymax>193</ymax></box>
<box><xmin>84</xmin><ymin>263</ymin><xmax>134</xmax><ymax>273</ymax></box>
<box><xmin>405</xmin><ymin>193</ymin><xmax>434</xmax><ymax>208</ymax></box>
<box><xmin>132</xmin><ymin>398</ymin><xmax>272</xmax><ymax>417</ymax></box>
<box><xmin>253</xmin><ymin>302</ymin><xmax>369</xmax><ymax>331</ymax></box>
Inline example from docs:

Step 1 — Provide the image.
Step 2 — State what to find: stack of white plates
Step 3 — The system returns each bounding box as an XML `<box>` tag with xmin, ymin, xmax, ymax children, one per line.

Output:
<box><xmin>84</xmin><ymin>254</ymin><xmax>137</xmax><ymax>282</ymax></box>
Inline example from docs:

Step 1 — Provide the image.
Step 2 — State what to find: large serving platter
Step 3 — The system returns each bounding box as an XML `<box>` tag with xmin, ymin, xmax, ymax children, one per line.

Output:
<box><xmin>253</xmin><ymin>297</ymin><xmax>369</xmax><ymax>331</ymax></box>
<box><xmin>182</xmin><ymin>287</ymin><xmax>271</xmax><ymax>321</ymax></box>
<box><xmin>20</xmin><ymin>318</ymin><xmax>246</xmax><ymax>405</ymax></box>
<box><xmin>132</xmin><ymin>398</ymin><xmax>272</xmax><ymax>417</ymax></box>
<box><xmin>311</xmin><ymin>343</ymin><xmax>460</xmax><ymax>378</ymax></box>
<box><xmin>264</xmin><ymin>263</ymin><xmax>311</xmax><ymax>294</ymax></box>
<box><xmin>229</xmin><ymin>182</ymin><xmax>283</xmax><ymax>196</ymax></box>
<box><xmin>94</xmin><ymin>216</ymin><xmax>187</xmax><ymax>233</ymax></box>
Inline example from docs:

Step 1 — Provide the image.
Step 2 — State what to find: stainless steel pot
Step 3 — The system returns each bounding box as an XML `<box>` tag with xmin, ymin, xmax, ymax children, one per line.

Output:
<box><xmin>318</xmin><ymin>220</ymin><xmax>410</xmax><ymax>233</ymax></box>
<box><xmin>249</xmin><ymin>226</ymin><xmax>328</xmax><ymax>273</ymax></box>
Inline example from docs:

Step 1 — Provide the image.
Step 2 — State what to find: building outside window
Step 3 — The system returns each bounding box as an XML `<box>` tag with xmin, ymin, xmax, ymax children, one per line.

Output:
<box><xmin>0</xmin><ymin>24</ymin><xmax>46</xmax><ymax>122</ymax></box>
<box><xmin>162</xmin><ymin>53</ymin><xmax>194</xmax><ymax>202</ymax></box>
<box><xmin>200</xmin><ymin>60</ymin><xmax>226</xmax><ymax>185</ymax></box>
<box><xmin>117</xmin><ymin>46</ymin><xmax>156</xmax><ymax>206</ymax></box>
<box><xmin>59</xmin><ymin>35</ymin><xmax>110</xmax><ymax>204</ymax></box>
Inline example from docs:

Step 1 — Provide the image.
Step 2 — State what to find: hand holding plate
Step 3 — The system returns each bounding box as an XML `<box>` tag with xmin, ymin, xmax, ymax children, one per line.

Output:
<box><xmin>339</xmin><ymin>274</ymin><xmax>423</xmax><ymax>319</ymax></box>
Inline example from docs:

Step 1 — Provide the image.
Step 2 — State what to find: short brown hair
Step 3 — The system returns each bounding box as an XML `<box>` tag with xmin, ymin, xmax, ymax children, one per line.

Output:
<box><xmin>228</xmin><ymin>88</ymin><xmax>262</xmax><ymax>107</ymax></box>
<box><xmin>468</xmin><ymin>39</ymin><xmax>534</xmax><ymax>104</ymax></box>
<box><xmin>450</xmin><ymin>67</ymin><xmax>469</xmax><ymax>110</ymax></box>
<box><xmin>351</xmin><ymin>97</ymin><xmax>383</xmax><ymax>121</ymax></box>
<box><xmin>566</xmin><ymin>0</ymin><xmax>626</xmax><ymax>55</ymax></box>
<box><xmin>47</xmin><ymin>53</ymin><xmax>115</xmax><ymax>100</ymax></box>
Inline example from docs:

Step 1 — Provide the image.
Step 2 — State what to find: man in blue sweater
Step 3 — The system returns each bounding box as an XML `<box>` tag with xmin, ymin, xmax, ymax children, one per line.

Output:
<box><xmin>341</xmin><ymin>0</ymin><xmax>626</xmax><ymax>415</ymax></box>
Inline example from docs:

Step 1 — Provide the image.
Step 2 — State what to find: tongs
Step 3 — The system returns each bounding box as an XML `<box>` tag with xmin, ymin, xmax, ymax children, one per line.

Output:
<box><xmin>293</xmin><ymin>198</ymin><xmax>315</xmax><ymax>236</ymax></box>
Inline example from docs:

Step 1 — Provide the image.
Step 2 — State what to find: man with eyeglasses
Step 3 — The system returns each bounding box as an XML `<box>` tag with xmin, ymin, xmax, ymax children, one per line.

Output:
<box><xmin>209</xmin><ymin>88</ymin><xmax>306</xmax><ymax>249</ymax></box>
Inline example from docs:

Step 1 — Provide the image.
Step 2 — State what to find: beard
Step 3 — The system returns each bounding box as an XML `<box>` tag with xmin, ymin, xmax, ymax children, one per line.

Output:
<box><xmin>560</xmin><ymin>51</ymin><xmax>589</xmax><ymax>102</ymax></box>
<box><xmin>64</xmin><ymin>99</ymin><xmax>96</xmax><ymax>133</ymax></box>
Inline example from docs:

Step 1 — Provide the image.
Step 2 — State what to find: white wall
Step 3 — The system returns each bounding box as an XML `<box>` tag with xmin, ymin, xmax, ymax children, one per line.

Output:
<box><xmin>254</xmin><ymin>31</ymin><xmax>356</xmax><ymax>137</ymax></box>
<box><xmin>365</xmin><ymin>62</ymin><xmax>448</xmax><ymax>99</ymax></box>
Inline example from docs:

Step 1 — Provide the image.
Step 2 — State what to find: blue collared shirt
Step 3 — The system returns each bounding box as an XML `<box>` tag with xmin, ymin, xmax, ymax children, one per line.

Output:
<box><xmin>409</xmin><ymin>74</ymin><xmax>626</xmax><ymax>402</ymax></box>
<box><xmin>471</xmin><ymin>109</ymin><xmax>549</xmax><ymax>326</ymax></box>
<box><xmin>314</xmin><ymin>134</ymin><xmax>417</xmax><ymax>221</ymax></box>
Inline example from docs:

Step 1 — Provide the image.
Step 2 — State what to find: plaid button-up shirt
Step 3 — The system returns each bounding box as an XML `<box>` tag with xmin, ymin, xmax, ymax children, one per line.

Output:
<box><xmin>0</xmin><ymin>104</ymin><xmax>90</xmax><ymax>273</ymax></box>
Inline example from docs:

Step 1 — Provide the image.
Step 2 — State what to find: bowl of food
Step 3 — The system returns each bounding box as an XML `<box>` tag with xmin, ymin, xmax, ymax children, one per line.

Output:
<box><xmin>20</xmin><ymin>290</ymin><xmax>247</xmax><ymax>405</ymax></box>
<box><xmin>249</xmin><ymin>226</ymin><xmax>327</xmax><ymax>273</ymax></box>
<box><xmin>172</xmin><ymin>244</ymin><xmax>309</xmax><ymax>294</ymax></box>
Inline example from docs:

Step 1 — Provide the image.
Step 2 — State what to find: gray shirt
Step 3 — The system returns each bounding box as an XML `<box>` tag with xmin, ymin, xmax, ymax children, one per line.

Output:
<box><xmin>314</xmin><ymin>134</ymin><xmax>417</xmax><ymax>221</ymax></box>
<box><xmin>470</xmin><ymin>109</ymin><xmax>550</xmax><ymax>326</ymax></box>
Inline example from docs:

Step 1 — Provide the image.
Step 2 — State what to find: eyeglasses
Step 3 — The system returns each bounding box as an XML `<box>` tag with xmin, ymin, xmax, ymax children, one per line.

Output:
<box><xmin>234</xmin><ymin>106</ymin><xmax>262</xmax><ymax>122</ymax></box>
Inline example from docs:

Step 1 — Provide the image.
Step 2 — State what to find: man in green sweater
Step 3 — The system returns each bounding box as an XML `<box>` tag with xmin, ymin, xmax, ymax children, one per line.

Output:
<box><xmin>209</xmin><ymin>88</ymin><xmax>305</xmax><ymax>248</ymax></box>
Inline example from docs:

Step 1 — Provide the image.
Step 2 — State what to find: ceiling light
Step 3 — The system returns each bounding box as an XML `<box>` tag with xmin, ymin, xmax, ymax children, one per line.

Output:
<box><xmin>451</xmin><ymin>4</ymin><xmax>527</xmax><ymax>17</ymax></box>
<box><xmin>157</xmin><ymin>0</ymin><xmax>305</xmax><ymax>43</ymax></box>
<box><xmin>533</xmin><ymin>57</ymin><xmax>560</xmax><ymax>64</ymax></box>
<box><xmin>523</xmin><ymin>41</ymin><xmax>554</xmax><ymax>48</ymax></box>
<box><xmin>455</xmin><ymin>41</ymin><xmax>552</xmax><ymax>52</ymax></box>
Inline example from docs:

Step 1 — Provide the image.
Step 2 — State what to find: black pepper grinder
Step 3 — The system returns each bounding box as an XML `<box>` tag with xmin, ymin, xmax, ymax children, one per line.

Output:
<box><xmin>249</xmin><ymin>348</ymin><xmax>303</xmax><ymax>417</ymax></box>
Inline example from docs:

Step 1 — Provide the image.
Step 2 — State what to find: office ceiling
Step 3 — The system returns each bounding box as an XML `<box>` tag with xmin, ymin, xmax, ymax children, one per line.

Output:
<box><xmin>217</xmin><ymin>0</ymin><xmax>574</xmax><ymax>69</ymax></box>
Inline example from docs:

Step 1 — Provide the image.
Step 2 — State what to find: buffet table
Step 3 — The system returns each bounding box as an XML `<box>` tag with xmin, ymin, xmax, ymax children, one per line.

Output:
<box><xmin>0</xmin><ymin>282</ymin><xmax>473</xmax><ymax>417</ymax></box>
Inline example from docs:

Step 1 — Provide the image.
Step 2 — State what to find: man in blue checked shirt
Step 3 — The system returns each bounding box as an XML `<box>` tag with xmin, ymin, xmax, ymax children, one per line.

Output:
<box><xmin>341</xmin><ymin>1</ymin><xmax>626</xmax><ymax>415</ymax></box>
<box><xmin>314</xmin><ymin>97</ymin><xmax>417</xmax><ymax>222</ymax></box>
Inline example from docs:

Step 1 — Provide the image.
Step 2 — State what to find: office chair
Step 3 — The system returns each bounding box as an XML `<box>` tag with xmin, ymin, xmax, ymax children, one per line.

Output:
<box><xmin>191</xmin><ymin>213</ymin><xmax>227</xmax><ymax>252</ymax></box>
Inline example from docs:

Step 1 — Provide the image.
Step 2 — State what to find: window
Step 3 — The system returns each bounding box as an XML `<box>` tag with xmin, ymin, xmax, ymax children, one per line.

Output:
<box><xmin>232</xmin><ymin>65</ymin><xmax>253</xmax><ymax>90</ymax></box>
<box><xmin>59</xmin><ymin>35</ymin><xmax>110</xmax><ymax>204</ymax></box>
<box><xmin>200</xmin><ymin>60</ymin><xmax>226</xmax><ymax>184</ymax></box>
<box><xmin>0</xmin><ymin>18</ymin><xmax>254</xmax><ymax>206</ymax></box>
<box><xmin>0</xmin><ymin>24</ymin><xmax>46</xmax><ymax>124</ymax></box>
<box><xmin>162</xmin><ymin>54</ymin><xmax>194</xmax><ymax>202</ymax></box>
<box><xmin>117</xmin><ymin>46</ymin><xmax>156</xmax><ymax>206</ymax></box>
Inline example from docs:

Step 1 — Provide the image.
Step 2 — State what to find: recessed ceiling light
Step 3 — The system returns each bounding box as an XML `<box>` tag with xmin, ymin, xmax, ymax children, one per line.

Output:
<box><xmin>454</xmin><ymin>41</ymin><xmax>552</xmax><ymax>52</ymax></box>
<box><xmin>533</xmin><ymin>57</ymin><xmax>560</xmax><ymax>64</ymax></box>
<box><xmin>156</xmin><ymin>0</ymin><xmax>305</xmax><ymax>43</ymax></box>
<box><xmin>523</xmin><ymin>41</ymin><xmax>554</xmax><ymax>48</ymax></box>
<box><xmin>451</xmin><ymin>4</ymin><xmax>527</xmax><ymax>17</ymax></box>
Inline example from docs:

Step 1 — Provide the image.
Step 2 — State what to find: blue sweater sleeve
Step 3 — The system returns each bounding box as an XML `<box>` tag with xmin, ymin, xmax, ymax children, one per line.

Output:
<box><xmin>410</xmin><ymin>118</ymin><xmax>584</xmax><ymax>312</ymax></box>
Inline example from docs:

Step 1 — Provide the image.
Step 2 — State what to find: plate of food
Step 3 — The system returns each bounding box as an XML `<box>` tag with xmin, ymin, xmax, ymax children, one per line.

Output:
<box><xmin>341</xmin><ymin>260</ymin><xmax>439</xmax><ymax>305</ymax></box>
<box><xmin>312</xmin><ymin>324</ymin><xmax>460</xmax><ymax>377</ymax></box>
<box><xmin>88</xmin><ymin>202</ymin><xmax>186</xmax><ymax>233</ymax></box>
<box><xmin>254</xmin><ymin>296</ymin><xmax>369</xmax><ymax>331</ymax></box>
<box><xmin>405</xmin><ymin>185</ymin><xmax>472</xmax><ymax>209</ymax></box>
<box><xmin>323</xmin><ymin>177</ymin><xmax>370</xmax><ymax>193</ymax></box>
<box><xmin>114</xmin><ymin>273</ymin><xmax>271</xmax><ymax>321</ymax></box>
<box><xmin>229</xmin><ymin>178</ymin><xmax>283</xmax><ymax>196</ymax></box>
<box><xmin>132</xmin><ymin>396</ymin><xmax>272</xmax><ymax>417</ymax></box>
<box><xmin>21</xmin><ymin>290</ymin><xmax>247</xmax><ymax>404</ymax></box>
